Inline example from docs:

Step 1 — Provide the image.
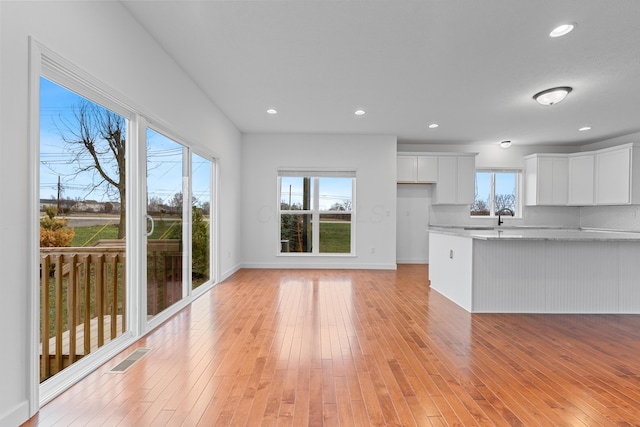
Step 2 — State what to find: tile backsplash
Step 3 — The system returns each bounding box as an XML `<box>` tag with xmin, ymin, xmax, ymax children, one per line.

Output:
<box><xmin>580</xmin><ymin>205</ymin><xmax>640</xmax><ymax>231</ymax></box>
<box><xmin>430</xmin><ymin>204</ymin><xmax>640</xmax><ymax>231</ymax></box>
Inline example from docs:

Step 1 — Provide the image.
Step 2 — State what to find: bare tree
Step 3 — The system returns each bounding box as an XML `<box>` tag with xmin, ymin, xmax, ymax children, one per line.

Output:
<box><xmin>471</xmin><ymin>198</ymin><xmax>490</xmax><ymax>216</ymax></box>
<box><xmin>170</xmin><ymin>192</ymin><xmax>183</xmax><ymax>214</ymax></box>
<box><xmin>57</xmin><ymin>100</ymin><xmax>126</xmax><ymax>238</ymax></box>
<box><xmin>148</xmin><ymin>196</ymin><xmax>164</xmax><ymax>213</ymax></box>
<box><xmin>495</xmin><ymin>193</ymin><xmax>516</xmax><ymax>213</ymax></box>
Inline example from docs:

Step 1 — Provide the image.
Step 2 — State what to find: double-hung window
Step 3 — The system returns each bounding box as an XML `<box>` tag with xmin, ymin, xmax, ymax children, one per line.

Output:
<box><xmin>471</xmin><ymin>169</ymin><xmax>521</xmax><ymax>217</ymax></box>
<box><xmin>278</xmin><ymin>170</ymin><xmax>355</xmax><ymax>255</ymax></box>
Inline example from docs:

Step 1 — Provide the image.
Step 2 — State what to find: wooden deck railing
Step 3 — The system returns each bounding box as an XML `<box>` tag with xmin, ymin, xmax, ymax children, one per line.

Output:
<box><xmin>39</xmin><ymin>239</ymin><xmax>181</xmax><ymax>382</ymax></box>
<box><xmin>40</xmin><ymin>245</ymin><xmax>126</xmax><ymax>382</ymax></box>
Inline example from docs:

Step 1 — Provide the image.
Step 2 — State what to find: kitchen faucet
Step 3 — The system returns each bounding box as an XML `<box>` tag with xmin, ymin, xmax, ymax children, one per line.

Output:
<box><xmin>497</xmin><ymin>208</ymin><xmax>514</xmax><ymax>226</ymax></box>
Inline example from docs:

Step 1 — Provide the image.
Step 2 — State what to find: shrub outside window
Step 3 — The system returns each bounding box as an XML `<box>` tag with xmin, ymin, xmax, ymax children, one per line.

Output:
<box><xmin>471</xmin><ymin>170</ymin><xmax>521</xmax><ymax>217</ymax></box>
<box><xmin>278</xmin><ymin>171</ymin><xmax>355</xmax><ymax>255</ymax></box>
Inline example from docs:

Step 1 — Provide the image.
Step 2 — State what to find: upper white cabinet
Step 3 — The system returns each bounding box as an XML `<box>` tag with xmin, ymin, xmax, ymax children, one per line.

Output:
<box><xmin>417</xmin><ymin>156</ymin><xmax>438</xmax><ymax>182</ymax></box>
<box><xmin>526</xmin><ymin>143</ymin><xmax>640</xmax><ymax>206</ymax></box>
<box><xmin>397</xmin><ymin>153</ymin><xmax>476</xmax><ymax>204</ymax></box>
<box><xmin>595</xmin><ymin>144</ymin><xmax>640</xmax><ymax>205</ymax></box>
<box><xmin>397</xmin><ymin>155</ymin><xmax>438</xmax><ymax>183</ymax></box>
<box><xmin>433</xmin><ymin>154</ymin><xmax>476</xmax><ymax>205</ymax></box>
<box><xmin>434</xmin><ymin>156</ymin><xmax>457</xmax><ymax>204</ymax></box>
<box><xmin>568</xmin><ymin>153</ymin><xmax>595</xmax><ymax>206</ymax></box>
<box><xmin>397</xmin><ymin>156</ymin><xmax>418</xmax><ymax>182</ymax></box>
<box><xmin>524</xmin><ymin>154</ymin><xmax>568</xmax><ymax>206</ymax></box>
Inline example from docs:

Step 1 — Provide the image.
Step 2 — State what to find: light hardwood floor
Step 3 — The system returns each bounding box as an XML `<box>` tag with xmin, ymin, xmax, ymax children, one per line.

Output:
<box><xmin>23</xmin><ymin>265</ymin><xmax>640</xmax><ymax>426</ymax></box>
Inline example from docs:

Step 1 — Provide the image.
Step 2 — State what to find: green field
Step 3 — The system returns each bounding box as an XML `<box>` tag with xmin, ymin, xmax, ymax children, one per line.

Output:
<box><xmin>72</xmin><ymin>219</ymin><xmax>347</xmax><ymax>253</ymax></box>
<box><xmin>319</xmin><ymin>222</ymin><xmax>351</xmax><ymax>253</ymax></box>
<box><xmin>71</xmin><ymin>224</ymin><xmax>120</xmax><ymax>247</ymax></box>
<box><xmin>70</xmin><ymin>219</ymin><xmax>183</xmax><ymax>247</ymax></box>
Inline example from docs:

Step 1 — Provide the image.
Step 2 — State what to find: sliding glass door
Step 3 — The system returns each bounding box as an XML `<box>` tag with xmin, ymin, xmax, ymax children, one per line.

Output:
<box><xmin>146</xmin><ymin>129</ymin><xmax>187</xmax><ymax>318</ymax></box>
<box><xmin>35</xmin><ymin>51</ymin><xmax>217</xmax><ymax>403</ymax></box>
<box><xmin>191</xmin><ymin>152</ymin><xmax>212</xmax><ymax>290</ymax></box>
<box><xmin>39</xmin><ymin>77</ymin><xmax>128</xmax><ymax>382</ymax></box>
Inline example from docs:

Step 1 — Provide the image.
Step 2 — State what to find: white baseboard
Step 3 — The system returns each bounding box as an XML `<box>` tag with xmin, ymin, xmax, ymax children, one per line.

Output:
<box><xmin>0</xmin><ymin>400</ymin><xmax>30</xmax><ymax>427</ymax></box>
<box><xmin>241</xmin><ymin>262</ymin><xmax>397</xmax><ymax>270</ymax></box>
<box><xmin>396</xmin><ymin>258</ymin><xmax>428</xmax><ymax>264</ymax></box>
<box><xmin>220</xmin><ymin>263</ymin><xmax>241</xmax><ymax>281</ymax></box>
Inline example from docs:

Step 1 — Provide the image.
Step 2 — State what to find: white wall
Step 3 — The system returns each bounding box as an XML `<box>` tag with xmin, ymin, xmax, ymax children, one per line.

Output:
<box><xmin>0</xmin><ymin>2</ymin><xmax>242</xmax><ymax>425</ymax></box>
<box><xmin>242</xmin><ymin>133</ymin><xmax>397</xmax><ymax>269</ymax></box>
<box><xmin>582</xmin><ymin>131</ymin><xmax>640</xmax><ymax>151</ymax></box>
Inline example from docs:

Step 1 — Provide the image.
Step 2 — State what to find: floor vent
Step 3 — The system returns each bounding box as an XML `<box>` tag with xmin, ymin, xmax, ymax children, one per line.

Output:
<box><xmin>109</xmin><ymin>348</ymin><xmax>151</xmax><ymax>373</ymax></box>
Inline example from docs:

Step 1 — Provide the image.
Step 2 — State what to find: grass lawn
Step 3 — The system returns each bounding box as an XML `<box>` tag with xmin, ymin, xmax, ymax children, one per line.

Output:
<box><xmin>70</xmin><ymin>217</ymin><xmax>183</xmax><ymax>247</ymax></box>
<box><xmin>71</xmin><ymin>224</ymin><xmax>120</xmax><ymax>247</ymax></box>
<box><xmin>319</xmin><ymin>222</ymin><xmax>351</xmax><ymax>253</ymax></box>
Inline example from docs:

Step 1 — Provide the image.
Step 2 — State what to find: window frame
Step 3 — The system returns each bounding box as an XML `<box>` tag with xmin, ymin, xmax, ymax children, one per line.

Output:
<box><xmin>277</xmin><ymin>170</ymin><xmax>356</xmax><ymax>256</ymax></box>
<box><xmin>471</xmin><ymin>168</ymin><xmax>522</xmax><ymax>218</ymax></box>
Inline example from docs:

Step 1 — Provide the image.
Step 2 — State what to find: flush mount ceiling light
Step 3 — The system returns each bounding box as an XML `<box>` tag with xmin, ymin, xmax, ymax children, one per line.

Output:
<box><xmin>266</xmin><ymin>108</ymin><xmax>278</xmax><ymax>115</ymax></box>
<box><xmin>550</xmin><ymin>23</ymin><xmax>576</xmax><ymax>37</ymax></box>
<box><xmin>533</xmin><ymin>86</ymin><xmax>572</xmax><ymax>105</ymax></box>
<box><xmin>354</xmin><ymin>109</ymin><xmax>366</xmax><ymax>116</ymax></box>
<box><xmin>499</xmin><ymin>140</ymin><xmax>512</xmax><ymax>149</ymax></box>
<box><xmin>578</xmin><ymin>126</ymin><xmax>592</xmax><ymax>131</ymax></box>
<box><xmin>428</xmin><ymin>123</ymin><xmax>439</xmax><ymax>129</ymax></box>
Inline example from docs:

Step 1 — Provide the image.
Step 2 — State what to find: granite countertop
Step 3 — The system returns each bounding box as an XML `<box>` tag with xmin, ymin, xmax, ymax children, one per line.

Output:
<box><xmin>428</xmin><ymin>226</ymin><xmax>640</xmax><ymax>241</ymax></box>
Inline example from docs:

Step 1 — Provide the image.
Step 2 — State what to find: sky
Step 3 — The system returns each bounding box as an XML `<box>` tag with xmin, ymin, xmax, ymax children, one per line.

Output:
<box><xmin>280</xmin><ymin>176</ymin><xmax>353</xmax><ymax>211</ymax></box>
<box><xmin>40</xmin><ymin>77</ymin><xmax>91</xmax><ymax>201</ymax></box>
<box><xmin>40</xmin><ymin>77</ymin><xmax>211</xmax><ymax>208</ymax></box>
<box><xmin>475</xmin><ymin>171</ymin><xmax>516</xmax><ymax>209</ymax></box>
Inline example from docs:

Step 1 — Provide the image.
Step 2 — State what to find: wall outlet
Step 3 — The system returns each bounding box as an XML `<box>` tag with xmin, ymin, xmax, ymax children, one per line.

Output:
<box><xmin>449</xmin><ymin>249</ymin><xmax>454</xmax><ymax>259</ymax></box>
<box><xmin>370</xmin><ymin>247</ymin><xmax>375</xmax><ymax>254</ymax></box>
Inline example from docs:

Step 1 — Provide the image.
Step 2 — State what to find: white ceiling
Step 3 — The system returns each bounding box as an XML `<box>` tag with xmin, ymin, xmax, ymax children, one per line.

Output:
<box><xmin>121</xmin><ymin>0</ymin><xmax>640</xmax><ymax>147</ymax></box>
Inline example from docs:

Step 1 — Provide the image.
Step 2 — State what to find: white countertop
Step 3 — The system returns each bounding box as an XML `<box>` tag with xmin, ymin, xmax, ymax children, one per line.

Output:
<box><xmin>429</xmin><ymin>226</ymin><xmax>640</xmax><ymax>241</ymax></box>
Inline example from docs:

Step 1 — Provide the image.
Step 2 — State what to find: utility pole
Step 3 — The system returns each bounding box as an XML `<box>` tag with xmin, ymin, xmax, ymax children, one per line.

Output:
<box><xmin>57</xmin><ymin>176</ymin><xmax>61</xmax><ymax>212</ymax></box>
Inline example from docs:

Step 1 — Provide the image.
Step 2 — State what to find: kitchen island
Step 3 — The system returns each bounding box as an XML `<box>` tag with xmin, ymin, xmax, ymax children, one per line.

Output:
<box><xmin>428</xmin><ymin>227</ymin><xmax>640</xmax><ymax>313</ymax></box>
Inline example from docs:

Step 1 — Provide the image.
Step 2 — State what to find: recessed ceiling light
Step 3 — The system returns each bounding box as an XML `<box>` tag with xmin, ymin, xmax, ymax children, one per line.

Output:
<box><xmin>550</xmin><ymin>23</ymin><xmax>576</xmax><ymax>38</ymax></box>
<box><xmin>354</xmin><ymin>109</ymin><xmax>366</xmax><ymax>116</ymax></box>
<box><xmin>533</xmin><ymin>86</ymin><xmax>572</xmax><ymax>105</ymax></box>
<box><xmin>579</xmin><ymin>126</ymin><xmax>592</xmax><ymax>131</ymax></box>
<box><xmin>499</xmin><ymin>140</ymin><xmax>512</xmax><ymax>149</ymax></box>
<box><xmin>428</xmin><ymin>123</ymin><xmax>439</xmax><ymax>129</ymax></box>
<box><xmin>266</xmin><ymin>108</ymin><xmax>278</xmax><ymax>115</ymax></box>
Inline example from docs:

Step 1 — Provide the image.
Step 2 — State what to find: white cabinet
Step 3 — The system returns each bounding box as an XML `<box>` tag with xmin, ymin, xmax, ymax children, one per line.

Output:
<box><xmin>568</xmin><ymin>153</ymin><xmax>594</xmax><ymax>206</ymax></box>
<box><xmin>397</xmin><ymin>153</ymin><xmax>476</xmax><ymax>203</ymax></box>
<box><xmin>433</xmin><ymin>154</ymin><xmax>476</xmax><ymax>205</ymax></box>
<box><xmin>417</xmin><ymin>156</ymin><xmax>438</xmax><ymax>182</ymax></box>
<box><xmin>397</xmin><ymin>156</ymin><xmax>418</xmax><ymax>182</ymax></box>
<box><xmin>524</xmin><ymin>154</ymin><xmax>568</xmax><ymax>206</ymax></box>
<box><xmin>434</xmin><ymin>156</ymin><xmax>456</xmax><ymax>204</ymax></box>
<box><xmin>594</xmin><ymin>144</ymin><xmax>640</xmax><ymax>205</ymax></box>
<box><xmin>527</xmin><ymin>143</ymin><xmax>640</xmax><ymax>206</ymax></box>
<box><xmin>397</xmin><ymin>155</ymin><xmax>438</xmax><ymax>183</ymax></box>
<box><xmin>456</xmin><ymin>155</ymin><xmax>476</xmax><ymax>204</ymax></box>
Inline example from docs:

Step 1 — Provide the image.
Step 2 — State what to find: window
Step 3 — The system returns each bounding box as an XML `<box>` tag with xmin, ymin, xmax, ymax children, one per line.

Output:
<box><xmin>278</xmin><ymin>171</ymin><xmax>355</xmax><ymax>255</ymax></box>
<box><xmin>471</xmin><ymin>169</ymin><xmax>521</xmax><ymax>217</ymax></box>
